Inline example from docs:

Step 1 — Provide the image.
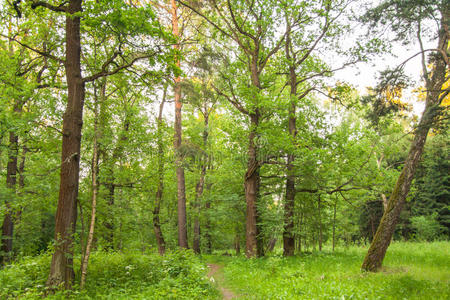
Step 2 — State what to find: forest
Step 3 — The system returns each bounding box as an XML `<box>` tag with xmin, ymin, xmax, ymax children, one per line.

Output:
<box><xmin>0</xmin><ymin>0</ymin><xmax>448</xmax><ymax>299</ymax></box>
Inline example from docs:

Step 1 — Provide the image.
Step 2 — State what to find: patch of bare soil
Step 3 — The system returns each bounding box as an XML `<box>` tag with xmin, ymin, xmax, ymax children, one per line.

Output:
<box><xmin>207</xmin><ymin>263</ymin><xmax>238</xmax><ymax>299</ymax></box>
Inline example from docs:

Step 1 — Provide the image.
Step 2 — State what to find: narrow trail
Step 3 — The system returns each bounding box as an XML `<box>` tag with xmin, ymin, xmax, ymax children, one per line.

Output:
<box><xmin>207</xmin><ymin>263</ymin><xmax>238</xmax><ymax>299</ymax></box>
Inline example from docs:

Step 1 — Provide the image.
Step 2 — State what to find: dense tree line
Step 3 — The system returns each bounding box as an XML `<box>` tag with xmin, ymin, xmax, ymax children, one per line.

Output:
<box><xmin>0</xmin><ymin>0</ymin><xmax>448</xmax><ymax>290</ymax></box>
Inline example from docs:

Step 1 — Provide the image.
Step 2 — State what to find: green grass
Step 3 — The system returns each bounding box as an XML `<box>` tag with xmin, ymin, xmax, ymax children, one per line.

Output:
<box><xmin>1</xmin><ymin>242</ymin><xmax>448</xmax><ymax>299</ymax></box>
<box><xmin>204</xmin><ymin>241</ymin><xmax>450</xmax><ymax>299</ymax></box>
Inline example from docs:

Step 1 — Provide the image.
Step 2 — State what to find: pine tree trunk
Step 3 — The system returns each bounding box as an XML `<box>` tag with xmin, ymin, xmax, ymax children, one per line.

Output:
<box><xmin>154</xmin><ymin>92</ymin><xmax>166</xmax><ymax>256</ymax></box>
<box><xmin>361</xmin><ymin>17</ymin><xmax>448</xmax><ymax>270</ymax></box>
<box><xmin>171</xmin><ymin>0</ymin><xmax>188</xmax><ymax>249</ymax></box>
<box><xmin>47</xmin><ymin>0</ymin><xmax>84</xmax><ymax>289</ymax></box>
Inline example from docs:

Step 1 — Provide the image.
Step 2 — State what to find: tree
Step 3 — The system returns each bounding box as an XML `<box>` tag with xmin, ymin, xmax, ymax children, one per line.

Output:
<box><xmin>179</xmin><ymin>0</ymin><xmax>291</xmax><ymax>258</ymax></box>
<box><xmin>6</xmin><ymin>0</ymin><xmax>172</xmax><ymax>289</ymax></box>
<box><xmin>361</xmin><ymin>0</ymin><xmax>449</xmax><ymax>271</ymax></box>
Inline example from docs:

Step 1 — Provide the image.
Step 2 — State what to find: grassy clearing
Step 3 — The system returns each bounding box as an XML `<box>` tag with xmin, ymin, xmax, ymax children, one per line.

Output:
<box><xmin>0</xmin><ymin>250</ymin><xmax>219</xmax><ymax>299</ymax></box>
<box><xmin>0</xmin><ymin>242</ymin><xmax>447</xmax><ymax>299</ymax></box>
<box><xmin>205</xmin><ymin>241</ymin><xmax>450</xmax><ymax>299</ymax></box>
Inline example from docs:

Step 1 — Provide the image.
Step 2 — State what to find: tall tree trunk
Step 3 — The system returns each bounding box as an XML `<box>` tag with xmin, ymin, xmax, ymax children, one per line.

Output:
<box><xmin>245</xmin><ymin>54</ymin><xmax>264</xmax><ymax>258</ymax></box>
<box><xmin>361</xmin><ymin>16</ymin><xmax>448</xmax><ymax>271</ymax></box>
<box><xmin>1</xmin><ymin>131</ymin><xmax>18</xmax><ymax>264</ymax></box>
<box><xmin>47</xmin><ymin>0</ymin><xmax>84</xmax><ymax>289</ymax></box>
<box><xmin>80</xmin><ymin>102</ymin><xmax>99</xmax><ymax>289</ymax></box>
<box><xmin>283</xmin><ymin>26</ymin><xmax>297</xmax><ymax>256</ymax></box>
<box><xmin>245</xmin><ymin>112</ymin><xmax>261</xmax><ymax>257</ymax></box>
<box><xmin>171</xmin><ymin>0</ymin><xmax>188</xmax><ymax>249</ymax></box>
<box><xmin>193</xmin><ymin>111</ymin><xmax>209</xmax><ymax>254</ymax></box>
<box><xmin>154</xmin><ymin>88</ymin><xmax>167</xmax><ymax>256</ymax></box>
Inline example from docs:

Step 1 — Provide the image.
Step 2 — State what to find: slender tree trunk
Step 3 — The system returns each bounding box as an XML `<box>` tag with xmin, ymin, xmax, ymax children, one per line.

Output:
<box><xmin>361</xmin><ymin>17</ymin><xmax>448</xmax><ymax>271</ymax></box>
<box><xmin>204</xmin><ymin>198</ymin><xmax>212</xmax><ymax>254</ymax></box>
<box><xmin>332</xmin><ymin>199</ymin><xmax>337</xmax><ymax>252</ymax></box>
<box><xmin>47</xmin><ymin>0</ymin><xmax>84</xmax><ymax>289</ymax></box>
<box><xmin>14</xmin><ymin>145</ymin><xmax>27</xmax><ymax>225</ymax></box>
<box><xmin>193</xmin><ymin>111</ymin><xmax>209</xmax><ymax>254</ymax></box>
<box><xmin>283</xmin><ymin>27</ymin><xmax>297</xmax><ymax>256</ymax></box>
<box><xmin>171</xmin><ymin>0</ymin><xmax>188</xmax><ymax>249</ymax></box>
<box><xmin>234</xmin><ymin>225</ymin><xmax>240</xmax><ymax>255</ymax></box>
<box><xmin>1</xmin><ymin>131</ymin><xmax>18</xmax><ymax>264</ymax></box>
<box><xmin>298</xmin><ymin>212</ymin><xmax>303</xmax><ymax>253</ymax></box>
<box><xmin>80</xmin><ymin>102</ymin><xmax>100</xmax><ymax>289</ymax></box>
<box><xmin>318</xmin><ymin>195</ymin><xmax>322</xmax><ymax>252</ymax></box>
<box><xmin>154</xmin><ymin>89</ymin><xmax>167</xmax><ymax>256</ymax></box>
<box><xmin>193</xmin><ymin>167</ymin><xmax>205</xmax><ymax>254</ymax></box>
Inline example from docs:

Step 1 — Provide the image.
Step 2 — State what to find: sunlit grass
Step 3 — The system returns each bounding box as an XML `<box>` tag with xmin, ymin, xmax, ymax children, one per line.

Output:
<box><xmin>205</xmin><ymin>241</ymin><xmax>450</xmax><ymax>299</ymax></box>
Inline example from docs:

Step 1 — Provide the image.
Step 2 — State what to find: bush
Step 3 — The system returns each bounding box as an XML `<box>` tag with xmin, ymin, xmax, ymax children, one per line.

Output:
<box><xmin>410</xmin><ymin>213</ymin><xmax>445</xmax><ymax>241</ymax></box>
<box><xmin>0</xmin><ymin>249</ymin><xmax>219</xmax><ymax>299</ymax></box>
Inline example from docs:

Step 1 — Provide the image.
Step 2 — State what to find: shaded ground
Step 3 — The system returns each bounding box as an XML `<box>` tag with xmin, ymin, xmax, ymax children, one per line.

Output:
<box><xmin>207</xmin><ymin>263</ymin><xmax>237</xmax><ymax>299</ymax></box>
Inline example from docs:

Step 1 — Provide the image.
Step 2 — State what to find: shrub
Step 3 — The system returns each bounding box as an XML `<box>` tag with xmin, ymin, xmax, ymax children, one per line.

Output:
<box><xmin>410</xmin><ymin>213</ymin><xmax>445</xmax><ymax>241</ymax></box>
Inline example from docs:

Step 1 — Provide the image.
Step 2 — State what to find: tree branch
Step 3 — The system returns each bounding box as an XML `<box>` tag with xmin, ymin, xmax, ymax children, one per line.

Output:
<box><xmin>82</xmin><ymin>53</ymin><xmax>153</xmax><ymax>83</ymax></box>
<box><xmin>31</xmin><ymin>0</ymin><xmax>67</xmax><ymax>13</ymax></box>
<box><xmin>0</xmin><ymin>33</ymin><xmax>64</xmax><ymax>63</ymax></box>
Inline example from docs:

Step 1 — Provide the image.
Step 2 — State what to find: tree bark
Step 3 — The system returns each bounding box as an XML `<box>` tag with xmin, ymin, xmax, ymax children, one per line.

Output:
<box><xmin>154</xmin><ymin>88</ymin><xmax>167</xmax><ymax>256</ymax></box>
<box><xmin>1</xmin><ymin>131</ymin><xmax>18</xmax><ymax>265</ymax></box>
<box><xmin>47</xmin><ymin>0</ymin><xmax>84</xmax><ymax>289</ymax></box>
<box><xmin>245</xmin><ymin>112</ymin><xmax>262</xmax><ymax>257</ymax></box>
<box><xmin>361</xmin><ymin>14</ymin><xmax>448</xmax><ymax>271</ymax></box>
<box><xmin>171</xmin><ymin>0</ymin><xmax>188</xmax><ymax>249</ymax></box>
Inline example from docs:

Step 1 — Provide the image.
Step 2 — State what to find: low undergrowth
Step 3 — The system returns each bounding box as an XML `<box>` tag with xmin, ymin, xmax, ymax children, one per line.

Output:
<box><xmin>0</xmin><ymin>249</ymin><xmax>219</xmax><ymax>299</ymax></box>
<box><xmin>205</xmin><ymin>241</ymin><xmax>450</xmax><ymax>299</ymax></box>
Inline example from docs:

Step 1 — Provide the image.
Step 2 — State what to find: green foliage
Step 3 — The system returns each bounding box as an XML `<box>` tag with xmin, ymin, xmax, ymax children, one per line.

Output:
<box><xmin>410</xmin><ymin>214</ymin><xmax>445</xmax><ymax>241</ymax></box>
<box><xmin>0</xmin><ymin>250</ymin><xmax>219</xmax><ymax>299</ymax></box>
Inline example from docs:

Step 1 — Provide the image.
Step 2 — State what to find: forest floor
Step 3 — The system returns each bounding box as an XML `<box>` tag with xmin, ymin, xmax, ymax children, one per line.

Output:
<box><xmin>207</xmin><ymin>263</ymin><xmax>237</xmax><ymax>299</ymax></box>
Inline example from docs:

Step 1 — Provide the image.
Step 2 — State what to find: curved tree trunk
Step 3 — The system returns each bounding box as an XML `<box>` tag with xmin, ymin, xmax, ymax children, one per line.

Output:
<box><xmin>361</xmin><ymin>16</ymin><xmax>448</xmax><ymax>270</ymax></box>
<box><xmin>47</xmin><ymin>0</ymin><xmax>84</xmax><ymax>289</ymax></box>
